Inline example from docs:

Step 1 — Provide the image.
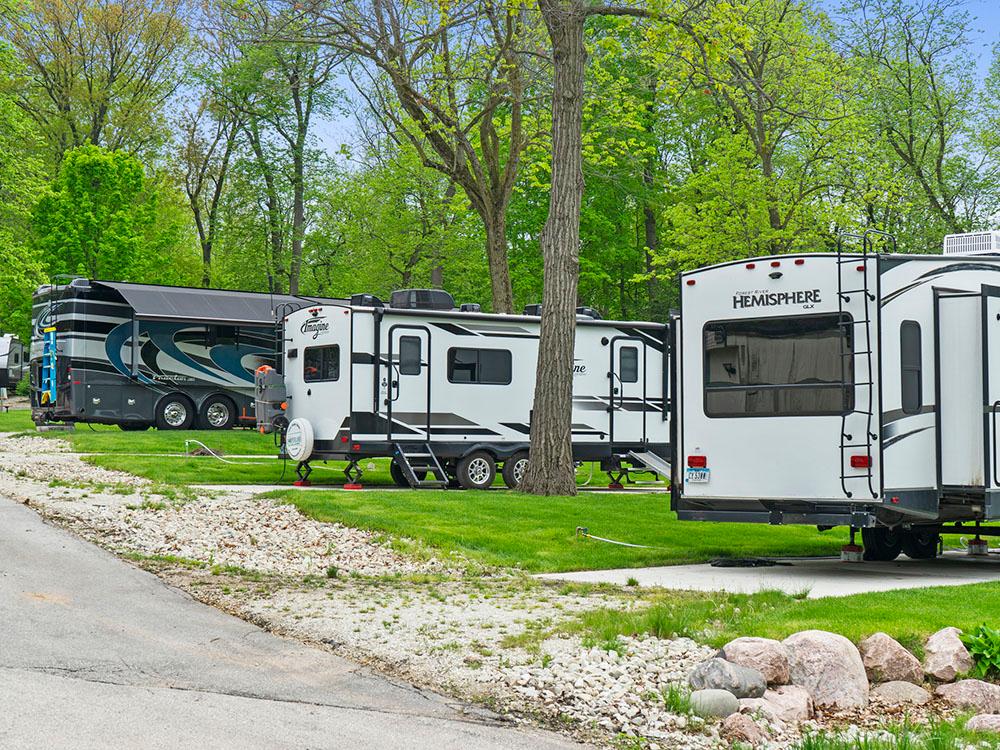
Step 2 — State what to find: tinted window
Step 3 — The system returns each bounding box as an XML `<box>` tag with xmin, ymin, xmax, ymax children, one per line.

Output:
<box><xmin>447</xmin><ymin>348</ymin><xmax>512</xmax><ymax>385</ymax></box>
<box><xmin>399</xmin><ymin>336</ymin><xmax>421</xmax><ymax>376</ymax></box>
<box><xmin>619</xmin><ymin>346</ymin><xmax>639</xmax><ymax>383</ymax></box>
<box><xmin>704</xmin><ymin>314</ymin><xmax>853</xmax><ymax>417</ymax></box>
<box><xmin>304</xmin><ymin>345</ymin><xmax>340</xmax><ymax>382</ymax></box>
<box><xmin>901</xmin><ymin>321</ymin><xmax>922</xmax><ymax>415</ymax></box>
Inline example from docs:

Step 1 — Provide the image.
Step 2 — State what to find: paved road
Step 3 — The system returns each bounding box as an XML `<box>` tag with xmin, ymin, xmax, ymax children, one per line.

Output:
<box><xmin>0</xmin><ymin>498</ymin><xmax>586</xmax><ymax>750</ymax></box>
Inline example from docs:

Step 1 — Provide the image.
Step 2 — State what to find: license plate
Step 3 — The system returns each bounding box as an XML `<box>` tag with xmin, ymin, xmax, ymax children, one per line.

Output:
<box><xmin>686</xmin><ymin>468</ymin><xmax>710</xmax><ymax>483</ymax></box>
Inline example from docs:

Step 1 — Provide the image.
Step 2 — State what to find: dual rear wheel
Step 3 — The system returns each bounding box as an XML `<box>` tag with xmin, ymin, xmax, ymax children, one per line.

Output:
<box><xmin>862</xmin><ymin>527</ymin><xmax>940</xmax><ymax>561</ymax></box>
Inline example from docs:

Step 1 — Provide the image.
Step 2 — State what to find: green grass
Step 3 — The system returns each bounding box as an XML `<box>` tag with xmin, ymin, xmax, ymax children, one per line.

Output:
<box><xmin>791</xmin><ymin>717</ymin><xmax>992</xmax><ymax>750</ymax></box>
<box><xmin>0</xmin><ymin>409</ymin><xmax>33</xmax><ymax>432</ymax></box>
<box><xmin>267</xmin><ymin>487</ymin><xmax>847</xmax><ymax>572</ymax></box>
<box><xmin>567</xmin><ymin>582</ymin><xmax>1000</xmax><ymax>649</ymax></box>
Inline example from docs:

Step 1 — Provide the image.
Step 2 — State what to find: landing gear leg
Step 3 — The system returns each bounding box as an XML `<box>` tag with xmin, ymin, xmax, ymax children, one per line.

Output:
<box><xmin>841</xmin><ymin>527</ymin><xmax>864</xmax><ymax>562</ymax></box>
<box><xmin>294</xmin><ymin>462</ymin><xmax>313</xmax><ymax>487</ymax></box>
<box><xmin>343</xmin><ymin>460</ymin><xmax>364</xmax><ymax>490</ymax></box>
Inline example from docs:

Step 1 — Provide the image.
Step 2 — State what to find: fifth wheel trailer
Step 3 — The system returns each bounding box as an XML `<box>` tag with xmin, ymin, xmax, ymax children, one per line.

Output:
<box><xmin>258</xmin><ymin>290</ymin><xmax>671</xmax><ymax>489</ymax></box>
<box><xmin>0</xmin><ymin>333</ymin><xmax>25</xmax><ymax>392</ymax></box>
<box><xmin>30</xmin><ymin>278</ymin><xmax>338</xmax><ymax>430</ymax></box>
<box><xmin>673</xmin><ymin>231</ymin><xmax>1000</xmax><ymax>561</ymax></box>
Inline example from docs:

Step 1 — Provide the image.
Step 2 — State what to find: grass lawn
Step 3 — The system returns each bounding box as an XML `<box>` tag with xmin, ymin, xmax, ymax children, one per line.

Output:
<box><xmin>569</xmin><ymin>582</ymin><xmax>1000</xmax><ymax>650</ymax></box>
<box><xmin>0</xmin><ymin>409</ymin><xmax>34</xmax><ymax>432</ymax></box>
<box><xmin>268</xmin><ymin>487</ymin><xmax>848</xmax><ymax>572</ymax></box>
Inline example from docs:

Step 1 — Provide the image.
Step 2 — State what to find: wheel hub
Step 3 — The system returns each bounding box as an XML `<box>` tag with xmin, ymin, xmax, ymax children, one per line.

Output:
<box><xmin>163</xmin><ymin>402</ymin><xmax>187</xmax><ymax>427</ymax></box>
<box><xmin>206</xmin><ymin>402</ymin><xmax>229</xmax><ymax>427</ymax></box>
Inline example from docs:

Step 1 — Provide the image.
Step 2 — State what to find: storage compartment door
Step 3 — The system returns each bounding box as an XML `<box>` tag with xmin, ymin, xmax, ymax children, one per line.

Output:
<box><xmin>981</xmin><ymin>286</ymin><xmax>1000</xmax><ymax>515</ymax></box>
<box><xmin>936</xmin><ymin>292</ymin><xmax>983</xmax><ymax>487</ymax></box>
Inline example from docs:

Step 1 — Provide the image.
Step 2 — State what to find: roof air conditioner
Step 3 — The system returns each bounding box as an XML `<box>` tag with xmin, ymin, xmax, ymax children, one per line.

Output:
<box><xmin>943</xmin><ymin>231</ymin><xmax>1000</xmax><ymax>256</ymax></box>
<box><xmin>389</xmin><ymin>289</ymin><xmax>455</xmax><ymax>311</ymax></box>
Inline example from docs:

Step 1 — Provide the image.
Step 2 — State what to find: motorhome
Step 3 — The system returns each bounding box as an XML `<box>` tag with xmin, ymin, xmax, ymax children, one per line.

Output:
<box><xmin>673</xmin><ymin>230</ymin><xmax>1000</xmax><ymax>560</ymax></box>
<box><xmin>257</xmin><ymin>289</ymin><xmax>671</xmax><ymax>489</ymax></box>
<box><xmin>30</xmin><ymin>278</ymin><xmax>337</xmax><ymax>430</ymax></box>
<box><xmin>0</xmin><ymin>333</ymin><xmax>25</xmax><ymax>392</ymax></box>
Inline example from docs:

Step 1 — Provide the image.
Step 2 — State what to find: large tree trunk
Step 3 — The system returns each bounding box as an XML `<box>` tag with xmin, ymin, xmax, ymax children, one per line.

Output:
<box><xmin>485</xmin><ymin>208</ymin><xmax>515</xmax><ymax>314</ymax></box>
<box><xmin>519</xmin><ymin>0</ymin><xmax>586</xmax><ymax>496</ymax></box>
<box><xmin>289</xmin><ymin>148</ymin><xmax>305</xmax><ymax>295</ymax></box>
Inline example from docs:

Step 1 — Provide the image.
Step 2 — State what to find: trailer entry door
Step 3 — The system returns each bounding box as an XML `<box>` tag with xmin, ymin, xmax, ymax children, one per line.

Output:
<box><xmin>609</xmin><ymin>338</ymin><xmax>648</xmax><ymax>445</ymax></box>
<box><xmin>386</xmin><ymin>326</ymin><xmax>431</xmax><ymax>441</ymax></box>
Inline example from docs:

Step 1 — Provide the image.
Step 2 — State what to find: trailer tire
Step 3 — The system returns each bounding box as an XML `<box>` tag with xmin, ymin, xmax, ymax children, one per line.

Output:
<box><xmin>155</xmin><ymin>395</ymin><xmax>195</xmax><ymax>430</ymax></box>
<box><xmin>199</xmin><ymin>395</ymin><xmax>236</xmax><ymax>430</ymax></box>
<box><xmin>501</xmin><ymin>453</ymin><xmax>529</xmax><ymax>489</ymax></box>
<box><xmin>456</xmin><ymin>451</ymin><xmax>495</xmax><ymax>490</ymax></box>
<box><xmin>390</xmin><ymin>459</ymin><xmax>426</xmax><ymax>488</ymax></box>
<box><xmin>861</xmin><ymin>527</ymin><xmax>902</xmax><ymax>561</ymax></box>
<box><xmin>901</xmin><ymin>529</ymin><xmax>940</xmax><ymax>560</ymax></box>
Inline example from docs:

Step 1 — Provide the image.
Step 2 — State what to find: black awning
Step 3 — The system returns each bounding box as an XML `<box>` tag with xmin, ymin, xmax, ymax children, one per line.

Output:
<box><xmin>95</xmin><ymin>281</ymin><xmax>341</xmax><ymax>325</ymax></box>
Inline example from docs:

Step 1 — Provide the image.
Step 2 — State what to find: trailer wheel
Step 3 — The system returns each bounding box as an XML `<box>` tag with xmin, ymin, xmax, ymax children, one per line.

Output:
<box><xmin>199</xmin><ymin>395</ymin><xmax>236</xmax><ymax>430</ymax></box>
<box><xmin>155</xmin><ymin>395</ymin><xmax>195</xmax><ymax>430</ymax></box>
<box><xmin>901</xmin><ymin>528</ymin><xmax>940</xmax><ymax>560</ymax></box>
<box><xmin>501</xmin><ymin>453</ymin><xmax>529</xmax><ymax>489</ymax></box>
<box><xmin>389</xmin><ymin>459</ymin><xmax>427</xmax><ymax>488</ymax></box>
<box><xmin>456</xmin><ymin>451</ymin><xmax>495</xmax><ymax>490</ymax></box>
<box><xmin>861</xmin><ymin>527</ymin><xmax>902</xmax><ymax>561</ymax></box>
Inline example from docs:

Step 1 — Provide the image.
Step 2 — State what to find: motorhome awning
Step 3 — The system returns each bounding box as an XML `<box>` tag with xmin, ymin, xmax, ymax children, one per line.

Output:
<box><xmin>95</xmin><ymin>281</ymin><xmax>335</xmax><ymax>325</ymax></box>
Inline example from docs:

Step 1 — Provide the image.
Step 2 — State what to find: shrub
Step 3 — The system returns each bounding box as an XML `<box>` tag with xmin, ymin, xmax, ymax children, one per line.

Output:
<box><xmin>15</xmin><ymin>372</ymin><xmax>30</xmax><ymax>397</ymax></box>
<box><xmin>960</xmin><ymin>624</ymin><xmax>1000</xmax><ymax>680</ymax></box>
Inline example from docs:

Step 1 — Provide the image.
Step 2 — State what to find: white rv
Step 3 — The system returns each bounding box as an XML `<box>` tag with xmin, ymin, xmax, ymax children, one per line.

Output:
<box><xmin>261</xmin><ymin>290</ymin><xmax>671</xmax><ymax>489</ymax></box>
<box><xmin>674</xmin><ymin>231</ymin><xmax>1000</xmax><ymax>560</ymax></box>
<box><xmin>0</xmin><ymin>333</ymin><xmax>25</xmax><ymax>393</ymax></box>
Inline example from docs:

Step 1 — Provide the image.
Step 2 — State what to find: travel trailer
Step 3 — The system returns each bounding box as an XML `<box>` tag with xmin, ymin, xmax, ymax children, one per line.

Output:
<box><xmin>0</xmin><ymin>333</ymin><xmax>25</xmax><ymax>391</ymax></box>
<box><xmin>30</xmin><ymin>278</ymin><xmax>337</xmax><ymax>430</ymax></box>
<box><xmin>673</xmin><ymin>230</ymin><xmax>1000</xmax><ymax>560</ymax></box>
<box><xmin>257</xmin><ymin>290</ymin><xmax>671</xmax><ymax>489</ymax></box>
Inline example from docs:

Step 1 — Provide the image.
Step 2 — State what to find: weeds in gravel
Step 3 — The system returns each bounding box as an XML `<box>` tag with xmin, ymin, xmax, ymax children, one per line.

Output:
<box><xmin>660</xmin><ymin>683</ymin><xmax>693</xmax><ymax>715</ymax></box>
<box><xmin>325</xmin><ymin>565</ymin><xmax>340</xmax><ymax>579</ymax></box>
<box><xmin>793</xmin><ymin>716</ymin><xmax>987</xmax><ymax>750</ymax></box>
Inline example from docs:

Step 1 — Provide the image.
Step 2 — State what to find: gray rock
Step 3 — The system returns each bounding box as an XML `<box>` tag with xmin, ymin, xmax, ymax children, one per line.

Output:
<box><xmin>740</xmin><ymin>684</ymin><xmax>814</xmax><ymax>723</ymax></box>
<box><xmin>688</xmin><ymin>657</ymin><xmax>766</xmax><ymax>698</ymax></box>
<box><xmin>935</xmin><ymin>680</ymin><xmax>1000</xmax><ymax>713</ymax></box>
<box><xmin>966</xmin><ymin>714</ymin><xmax>1000</xmax><ymax>733</ymax></box>
<box><xmin>721</xmin><ymin>713</ymin><xmax>769</xmax><ymax>745</ymax></box>
<box><xmin>923</xmin><ymin>627</ymin><xmax>974</xmax><ymax>682</ymax></box>
<box><xmin>871</xmin><ymin>681</ymin><xmax>932</xmax><ymax>705</ymax></box>
<box><xmin>858</xmin><ymin>632</ymin><xmax>923</xmax><ymax>684</ymax></box>
<box><xmin>720</xmin><ymin>637</ymin><xmax>791</xmax><ymax>686</ymax></box>
<box><xmin>784</xmin><ymin>630</ymin><xmax>869</xmax><ymax>709</ymax></box>
<box><xmin>690</xmin><ymin>688</ymin><xmax>739</xmax><ymax>718</ymax></box>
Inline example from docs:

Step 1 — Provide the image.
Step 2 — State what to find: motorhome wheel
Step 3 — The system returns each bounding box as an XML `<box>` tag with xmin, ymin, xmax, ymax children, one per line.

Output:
<box><xmin>284</xmin><ymin>418</ymin><xmax>314</xmax><ymax>462</ymax></box>
<box><xmin>901</xmin><ymin>529</ymin><xmax>940</xmax><ymax>560</ymax></box>
<box><xmin>457</xmin><ymin>451</ymin><xmax>496</xmax><ymax>490</ymax></box>
<box><xmin>200</xmin><ymin>396</ymin><xmax>236</xmax><ymax>430</ymax></box>
<box><xmin>861</xmin><ymin>527</ymin><xmax>903</xmax><ymax>561</ymax></box>
<box><xmin>501</xmin><ymin>453</ymin><xmax>529</xmax><ymax>489</ymax></box>
<box><xmin>156</xmin><ymin>396</ymin><xmax>195</xmax><ymax>430</ymax></box>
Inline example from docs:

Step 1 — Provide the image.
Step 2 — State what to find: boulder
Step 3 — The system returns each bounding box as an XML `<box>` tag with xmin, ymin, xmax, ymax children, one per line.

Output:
<box><xmin>720</xmin><ymin>637</ymin><xmax>791</xmax><ymax>685</ymax></box>
<box><xmin>858</xmin><ymin>632</ymin><xmax>923</xmax><ymax>684</ymax></box>
<box><xmin>688</xmin><ymin>657</ymin><xmax>766</xmax><ymax>699</ymax></box>
<box><xmin>966</xmin><ymin>714</ymin><xmax>1000</xmax><ymax>733</ymax></box>
<box><xmin>923</xmin><ymin>627</ymin><xmax>974</xmax><ymax>682</ymax></box>
<box><xmin>935</xmin><ymin>680</ymin><xmax>1000</xmax><ymax>713</ymax></box>
<box><xmin>870</xmin><ymin>681</ymin><xmax>932</xmax><ymax>706</ymax></box>
<box><xmin>721</xmin><ymin>713</ymin><xmax>769</xmax><ymax>745</ymax></box>
<box><xmin>783</xmin><ymin>630</ymin><xmax>869</xmax><ymax>709</ymax></box>
<box><xmin>740</xmin><ymin>684</ymin><xmax>814</xmax><ymax>723</ymax></box>
<box><xmin>690</xmin><ymin>688</ymin><xmax>740</xmax><ymax>718</ymax></box>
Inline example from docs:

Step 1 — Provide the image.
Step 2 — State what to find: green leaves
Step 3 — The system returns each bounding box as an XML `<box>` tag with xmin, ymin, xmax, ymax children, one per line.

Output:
<box><xmin>960</xmin><ymin>624</ymin><xmax>1000</xmax><ymax>680</ymax></box>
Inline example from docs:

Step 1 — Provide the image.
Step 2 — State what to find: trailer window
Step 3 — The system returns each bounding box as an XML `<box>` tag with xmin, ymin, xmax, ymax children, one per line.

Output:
<box><xmin>303</xmin><ymin>345</ymin><xmax>340</xmax><ymax>382</ymax></box>
<box><xmin>399</xmin><ymin>336</ymin><xmax>421</xmax><ymax>375</ymax></box>
<box><xmin>703</xmin><ymin>314</ymin><xmax>853</xmax><ymax>417</ymax></box>
<box><xmin>901</xmin><ymin>321</ymin><xmax>922</xmax><ymax>414</ymax></box>
<box><xmin>447</xmin><ymin>348</ymin><xmax>512</xmax><ymax>385</ymax></box>
<box><xmin>619</xmin><ymin>347</ymin><xmax>639</xmax><ymax>383</ymax></box>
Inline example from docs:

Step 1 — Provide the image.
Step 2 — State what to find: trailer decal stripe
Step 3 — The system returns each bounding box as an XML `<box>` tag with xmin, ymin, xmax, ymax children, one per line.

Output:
<box><xmin>883</xmin><ymin>425</ymin><xmax>933</xmax><ymax>448</ymax></box>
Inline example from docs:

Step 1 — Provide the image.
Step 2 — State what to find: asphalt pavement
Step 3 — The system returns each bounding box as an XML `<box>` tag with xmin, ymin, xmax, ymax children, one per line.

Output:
<box><xmin>0</xmin><ymin>497</ymin><xmax>586</xmax><ymax>750</ymax></box>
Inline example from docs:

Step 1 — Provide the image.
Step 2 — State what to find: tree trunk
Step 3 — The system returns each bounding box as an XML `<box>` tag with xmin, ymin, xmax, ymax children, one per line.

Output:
<box><xmin>519</xmin><ymin>0</ymin><xmax>586</xmax><ymax>497</ymax></box>
<box><xmin>484</xmin><ymin>209</ymin><xmax>515</xmax><ymax>313</ymax></box>
<box><xmin>289</xmin><ymin>148</ymin><xmax>305</xmax><ymax>295</ymax></box>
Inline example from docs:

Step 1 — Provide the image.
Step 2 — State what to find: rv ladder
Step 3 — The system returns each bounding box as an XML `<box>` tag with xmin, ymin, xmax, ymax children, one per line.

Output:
<box><xmin>393</xmin><ymin>443</ymin><xmax>449</xmax><ymax>488</ymax></box>
<box><xmin>835</xmin><ymin>230</ymin><xmax>894</xmax><ymax>500</ymax></box>
<box><xmin>40</xmin><ymin>327</ymin><xmax>57</xmax><ymax>405</ymax></box>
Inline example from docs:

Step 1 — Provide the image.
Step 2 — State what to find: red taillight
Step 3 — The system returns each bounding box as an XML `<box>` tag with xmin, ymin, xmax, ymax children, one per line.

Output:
<box><xmin>340</xmin><ymin>435</ymin><xmax>349</xmax><ymax>443</ymax></box>
<box><xmin>850</xmin><ymin>455</ymin><xmax>871</xmax><ymax>469</ymax></box>
<box><xmin>687</xmin><ymin>455</ymin><xmax>707</xmax><ymax>468</ymax></box>
<box><xmin>352</xmin><ymin>443</ymin><xmax>361</xmax><ymax>451</ymax></box>
<box><xmin>856</xmin><ymin>265</ymin><xmax>865</xmax><ymax>272</ymax></box>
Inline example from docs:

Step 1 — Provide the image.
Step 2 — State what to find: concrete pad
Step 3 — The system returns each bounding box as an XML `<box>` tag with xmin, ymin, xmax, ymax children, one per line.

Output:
<box><xmin>539</xmin><ymin>551</ymin><xmax>1000</xmax><ymax>599</ymax></box>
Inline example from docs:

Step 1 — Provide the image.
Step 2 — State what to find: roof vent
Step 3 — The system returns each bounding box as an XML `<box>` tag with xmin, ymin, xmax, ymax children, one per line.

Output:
<box><xmin>350</xmin><ymin>293</ymin><xmax>383</xmax><ymax>308</ymax></box>
<box><xmin>943</xmin><ymin>231</ymin><xmax>1000</xmax><ymax>255</ymax></box>
<box><xmin>460</xmin><ymin>303</ymin><xmax>481</xmax><ymax>313</ymax></box>
<box><xmin>576</xmin><ymin>306</ymin><xmax>602</xmax><ymax>320</ymax></box>
<box><xmin>389</xmin><ymin>288</ymin><xmax>455</xmax><ymax>311</ymax></box>
<box><xmin>523</xmin><ymin>304</ymin><xmax>542</xmax><ymax>316</ymax></box>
